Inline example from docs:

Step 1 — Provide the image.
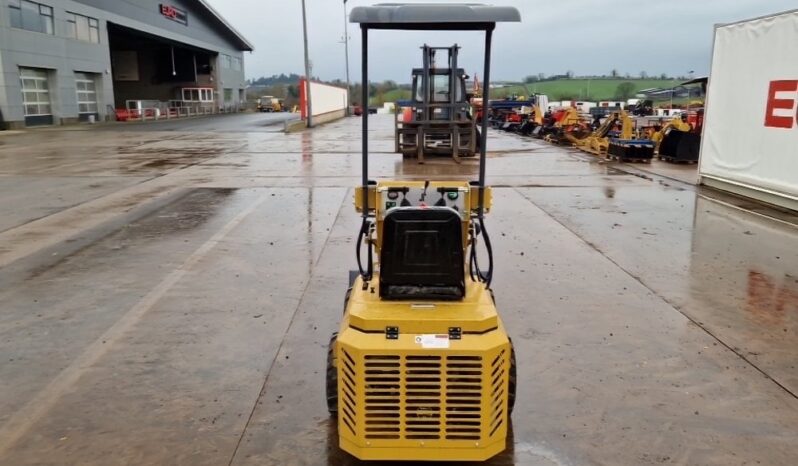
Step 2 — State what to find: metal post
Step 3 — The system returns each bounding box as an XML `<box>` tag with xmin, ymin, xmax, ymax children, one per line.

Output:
<box><xmin>361</xmin><ymin>26</ymin><xmax>369</xmax><ymax>215</ymax></box>
<box><xmin>477</xmin><ymin>27</ymin><xmax>493</xmax><ymax>217</ymax></box>
<box><xmin>343</xmin><ymin>0</ymin><xmax>351</xmax><ymax>115</ymax></box>
<box><xmin>301</xmin><ymin>0</ymin><xmax>313</xmax><ymax>127</ymax></box>
<box><xmin>422</xmin><ymin>45</ymin><xmax>429</xmax><ymax>122</ymax></box>
<box><xmin>670</xmin><ymin>79</ymin><xmax>675</xmax><ymax>110</ymax></box>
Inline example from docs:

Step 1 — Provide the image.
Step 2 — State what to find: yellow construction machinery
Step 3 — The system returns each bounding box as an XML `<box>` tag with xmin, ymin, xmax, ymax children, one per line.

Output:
<box><xmin>326</xmin><ymin>4</ymin><xmax>520</xmax><ymax>462</ymax></box>
<box><xmin>655</xmin><ymin>77</ymin><xmax>707</xmax><ymax>162</ymax></box>
<box><xmin>567</xmin><ymin>110</ymin><xmax>634</xmax><ymax>157</ymax></box>
<box><xmin>654</xmin><ymin>113</ymin><xmax>702</xmax><ymax>162</ymax></box>
<box><xmin>651</xmin><ymin>114</ymin><xmax>690</xmax><ymax>152</ymax></box>
<box><xmin>515</xmin><ymin>104</ymin><xmax>543</xmax><ymax>136</ymax></box>
<box><xmin>541</xmin><ymin>107</ymin><xmax>584</xmax><ymax>143</ymax></box>
<box><xmin>567</xmin><ymin>109</ymin><xmax>655</xmax><ymax>162</ymax></box>
<box><xmin>256</xmin><ymin>95</ymin><xmax>283</xmax><ymax>112</ymax></box>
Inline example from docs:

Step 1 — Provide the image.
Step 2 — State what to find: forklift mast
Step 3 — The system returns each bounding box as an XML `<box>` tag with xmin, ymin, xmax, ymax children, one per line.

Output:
<box><xmin>412</xmin><ymin>45</ymin><xmax>469</xmax><ymax>122</ymax></box>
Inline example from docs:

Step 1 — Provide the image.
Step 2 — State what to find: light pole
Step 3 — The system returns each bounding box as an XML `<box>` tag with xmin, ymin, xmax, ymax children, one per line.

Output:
<box><xmin>343</xmin><ymin>0</ymin><xmax>351</xmax><ymax>115</ymax></box>
<box><xmin>301</xmin><ymin>0</ymin><xmax>313</xmax><ymax>127</ymax></box>
<box><xmin>670</xmin><ymin>77</ymin><xmax>676</xmax><ymax>110</ymax></box>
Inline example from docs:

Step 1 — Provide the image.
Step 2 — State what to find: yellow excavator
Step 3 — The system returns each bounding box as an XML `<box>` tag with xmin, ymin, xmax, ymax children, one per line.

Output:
<box><xmin>566</xmin><ymin>110</ymin><xmax>633</xmax><ymax>157</ymax></box>
<box><xmin>568</xmin><ymin>109</ymin><xmax>654</xmax><ymax>162</ymax></box>
<box><xmin>651</xmin><ymin>113</ymin><xmax>691</xmax><ymax>152</ymax></box>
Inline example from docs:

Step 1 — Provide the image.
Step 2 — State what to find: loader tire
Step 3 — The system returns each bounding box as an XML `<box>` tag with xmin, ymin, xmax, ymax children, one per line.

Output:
<box><xmin>326</xmin><ymin>332</ymin><xmax>338</xmax><ymax>415</ymax></box>
<box><xmin>508</xmin><ymin>339</ymin><xmax>517</xmax><ymax>416</ymax></box>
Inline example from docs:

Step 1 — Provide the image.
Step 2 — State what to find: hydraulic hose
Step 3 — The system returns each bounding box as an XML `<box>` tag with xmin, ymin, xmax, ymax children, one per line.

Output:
<box><xmin>469</xmin><ymin>218</ymin><xmax>494</xmax><ymax>287</ymax></box>
<box><xmin>468</xmin><ymin>225</ymin><xmax>478</xmax><ymax>282</ymax></box>
<box><xmin>479</xmin><ymin>217</ymin><xmax>494</xmax><ymax>287</ymax></box>
<box><xmin>356</xmin><ymin>219</ymin><xmax>373</xmax><ymax>281</ymax></box>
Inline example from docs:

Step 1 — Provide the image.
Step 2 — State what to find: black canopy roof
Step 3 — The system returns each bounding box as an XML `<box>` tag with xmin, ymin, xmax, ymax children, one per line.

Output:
<box><xmin>350</xmin><ymin>3</ymin><xmax>520</xmax><ymax>29</ymax></box>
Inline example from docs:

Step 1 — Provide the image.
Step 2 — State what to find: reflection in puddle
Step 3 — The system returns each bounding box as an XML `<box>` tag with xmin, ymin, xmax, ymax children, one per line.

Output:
<box><xmin>747</xmin><ymin>270</ymin><xmax>798</xmax><ymax>327</ymax></box>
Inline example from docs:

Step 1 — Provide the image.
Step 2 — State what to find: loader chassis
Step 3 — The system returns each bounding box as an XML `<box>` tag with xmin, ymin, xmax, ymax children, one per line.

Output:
<box><xmin>335</xmin><ymin>274</ymin><xmax>512</xmax><ymax>461</ymax></box>
<box><xmin>328</xmin><ymin>4</ymin><xmax>521</xmax><ymax>462</ymax></box>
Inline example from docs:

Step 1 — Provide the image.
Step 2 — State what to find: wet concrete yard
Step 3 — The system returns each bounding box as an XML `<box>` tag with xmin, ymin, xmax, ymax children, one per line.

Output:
<box><xmin>0</xmin><ymin>113</ymin><xmax>796</xmax><ymax>465</ymax></box>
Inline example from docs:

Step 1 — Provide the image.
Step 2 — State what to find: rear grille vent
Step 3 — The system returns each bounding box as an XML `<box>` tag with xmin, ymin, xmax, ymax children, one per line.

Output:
<box><xmin>361</xmin><ymin>354</ymin><xmax>485</xmax><ymax>441</ymax></box>
<box><xmin>445</xmin><ymin>355</ymin><xmax>483</xmax><ymax>440</ymax></box>
<box><xmin>488</xmin><ymin>349</ymin><xmax>506</xmax><ymax>437</ymax></box>
<box><xmin>341</xmin><ymin>348</ymin><xmax>358</xmax><ymax>435</ymax></box>
<box><xmin>405</xmin><ymin>355</ymin><xmax>442</xmax><ymax>440</ymax></box>
<box><xmin>364</xmin><ymin>355</ymin><xmax>401</xmax><ymax>439</ymax></box>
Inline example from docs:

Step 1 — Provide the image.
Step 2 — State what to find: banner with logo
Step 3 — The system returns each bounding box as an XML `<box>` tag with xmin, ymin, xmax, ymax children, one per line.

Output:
<box><xmin>699</xmin><ymin>10</ymin><xmax>798</xmax><ymax>205</ymax></box>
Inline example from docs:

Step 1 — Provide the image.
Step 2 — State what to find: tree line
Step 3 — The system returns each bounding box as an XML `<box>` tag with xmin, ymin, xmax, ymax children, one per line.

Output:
<box><xmin>523</xmin><ymin>71</ymin><xmax>687</xmax><ymax>83</ymax></box>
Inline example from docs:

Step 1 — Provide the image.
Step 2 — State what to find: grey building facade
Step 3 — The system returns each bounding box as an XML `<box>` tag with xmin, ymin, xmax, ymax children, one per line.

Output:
<box><xmin>0</xmin><ymin>0</ymin><xmax>252</xmax><ymax>129</ymax></box>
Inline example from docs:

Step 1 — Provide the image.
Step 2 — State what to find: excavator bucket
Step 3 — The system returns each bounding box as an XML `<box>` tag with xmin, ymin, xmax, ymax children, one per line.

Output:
<box><xmin>659</xmin><ymin>130</ymin><xmax>700</xmax><ymax>162</ymax></box>
<box><xmin>608</xmin><ymin>138</ymin><xmax>655</xmax><ymax>162</ymax></box>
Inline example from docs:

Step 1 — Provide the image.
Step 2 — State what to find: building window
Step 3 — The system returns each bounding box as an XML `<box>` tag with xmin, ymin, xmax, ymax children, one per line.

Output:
<box><xmin>232</xmin><ymin>57</ymin><xmax>241</xmax><ymax>71</ymax></box>
<box><xmin>66</xmin><ymin>12</ymin><xmax>100</xmax><ymax>43</ymax></box>
<box><xmin>20</xmin><ymin>68</ymin><xmax>52</xmax><ymax>116</ymax></box>
<box><xmin>9</xmin><ymin>0</ymin><xmax>54</xmax><ymax>35</ymax></box>
<box><xmin>221</xmin><ymin>54</ymin><xmax>232</xmax><ymax>69</ymax></box>
<box><xmin>75</xmin><ymin>73</ymin><xmax>98</xmax><ymax>114</ymax></box>
<box><xmin>181</xmin><ymin>88</ymin><xmax>214</xmax><ymax>103</ymax></box>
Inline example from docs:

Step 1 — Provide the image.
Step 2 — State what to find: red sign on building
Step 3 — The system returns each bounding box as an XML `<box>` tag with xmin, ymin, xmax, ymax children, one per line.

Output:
<box><xmin>160</xmin><ymin>4</ymin><xmax>188</xmax><ymax>25</ymax></box>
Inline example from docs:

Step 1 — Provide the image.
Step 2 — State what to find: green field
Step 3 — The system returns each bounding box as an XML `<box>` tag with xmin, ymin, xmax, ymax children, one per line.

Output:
<box><xmin>370</xmin><ymin>78</ymin><xmax>685</xmax><ymax>105</ymax></box>
<box><xmin>380</xmin><ymin>88</ymin><xmax>412</xmax><ymax>103</ymax></box>
<box><xmin>494</xmin><ymin>78</ymin><xmax>679</xmax><ymax>101</ymax></box>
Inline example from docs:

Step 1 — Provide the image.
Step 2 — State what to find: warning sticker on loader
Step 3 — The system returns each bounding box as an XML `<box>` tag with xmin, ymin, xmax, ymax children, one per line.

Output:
<box><xmin>414</xmin><ymin>334</ymin><xmax>450</xmax><ymax>349</ymax></box>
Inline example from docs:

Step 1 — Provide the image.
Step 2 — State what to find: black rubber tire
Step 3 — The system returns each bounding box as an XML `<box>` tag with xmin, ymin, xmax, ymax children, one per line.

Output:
<box><xmin>508</xmin><ymin>339</ymin><xmax>517</xmax><ymax>416</ymax></box>
<box><xmin>326</xmin><ymin>332</ymin><xmax>338</xmax><ymax>415</ymax></box>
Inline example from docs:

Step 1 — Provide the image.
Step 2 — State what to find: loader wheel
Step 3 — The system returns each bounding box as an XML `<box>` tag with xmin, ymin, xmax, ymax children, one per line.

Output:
<box><xmin>508</xmin><ymin>340</ymin><xmax>517</xmax><ymax>416</ymax></box>
<box><xmin>326</xmin><ymin>332</ymin><xmax>338</xmax><ymax>415</ymax></box>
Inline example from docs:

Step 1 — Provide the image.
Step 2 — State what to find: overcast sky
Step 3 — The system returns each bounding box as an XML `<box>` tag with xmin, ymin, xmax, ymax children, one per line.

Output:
<box><xmin>207</xmin><ymin>0</ymin><xmax>796</xmax><ymax>82</ymax></box>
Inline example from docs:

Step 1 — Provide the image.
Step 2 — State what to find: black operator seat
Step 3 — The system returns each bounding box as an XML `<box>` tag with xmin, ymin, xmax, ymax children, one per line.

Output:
<box><xmin>380</xmin><ymin>207</ymin><xmax>465</xmax><ymax>300</ymax></box>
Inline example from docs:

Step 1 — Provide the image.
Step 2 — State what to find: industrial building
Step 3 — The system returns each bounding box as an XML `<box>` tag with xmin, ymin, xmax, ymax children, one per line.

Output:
<box><xmin>0</xmin><ymin>0</ymin><xmax>252</xmax><ymax>128</ymax></box>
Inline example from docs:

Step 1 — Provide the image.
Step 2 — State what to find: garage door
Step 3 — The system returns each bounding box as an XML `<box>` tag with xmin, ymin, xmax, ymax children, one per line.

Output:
<box><xmin>19</xmin><ymin>67</ymin><xmax>53</xmax><ymax>126</ymax></box>
<box><xmin>75</xmin><ymin>72</ymin><xmax>99</xmax><ymax>122</ymax></box>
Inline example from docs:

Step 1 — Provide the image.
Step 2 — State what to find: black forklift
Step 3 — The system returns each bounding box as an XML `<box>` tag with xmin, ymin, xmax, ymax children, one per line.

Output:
<box><xmin>395</xmin><ymin>44</ymin><xmax>478</xmax><ymax>163</ymax></box>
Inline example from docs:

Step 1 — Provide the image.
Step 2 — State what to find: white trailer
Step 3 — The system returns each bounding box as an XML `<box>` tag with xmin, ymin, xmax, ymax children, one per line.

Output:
<box><xmin>699</xmin><ymin>9</ymin><xmax>798</xmax><ymax>211</ymax></box>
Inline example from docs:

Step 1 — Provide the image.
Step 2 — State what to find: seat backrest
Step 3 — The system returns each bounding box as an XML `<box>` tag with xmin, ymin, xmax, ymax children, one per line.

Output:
<box><xmin>380</xmin><ymin>207</ymin><xmax>465</xmax><ymax>300</ymax></box>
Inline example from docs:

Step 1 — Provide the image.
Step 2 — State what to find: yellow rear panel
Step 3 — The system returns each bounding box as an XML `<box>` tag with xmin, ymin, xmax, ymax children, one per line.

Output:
<box><xmin>336</xmin><ymin>325</ymin><xmax>510</xmax><ymax>461</ymax></box>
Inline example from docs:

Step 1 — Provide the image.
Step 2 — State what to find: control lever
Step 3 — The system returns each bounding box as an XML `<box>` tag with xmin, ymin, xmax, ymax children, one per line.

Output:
<box><xmin>419</xmin><ymin>180</ymin><xmax>430</xmax><ymax>203</ymax></box>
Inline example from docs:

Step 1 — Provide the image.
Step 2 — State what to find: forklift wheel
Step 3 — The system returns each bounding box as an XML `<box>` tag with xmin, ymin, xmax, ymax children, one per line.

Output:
<box><xmin>326</xmin><ymin>332</ymin><xmax>338</xmax><ymax>415</ymax></box>
<box><xmin>508</xmin><ymin>339</ymin><xmax>517</xmax><ymax>415</ymax></box>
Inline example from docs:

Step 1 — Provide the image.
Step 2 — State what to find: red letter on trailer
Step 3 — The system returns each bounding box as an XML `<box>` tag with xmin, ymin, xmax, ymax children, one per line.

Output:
<box><xmin>764</xmin><ymin>80</ymin><xmax>797</xmax><ymax>128</ymax></box>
